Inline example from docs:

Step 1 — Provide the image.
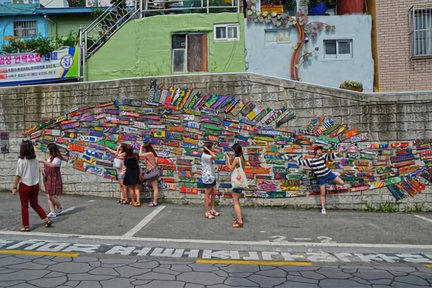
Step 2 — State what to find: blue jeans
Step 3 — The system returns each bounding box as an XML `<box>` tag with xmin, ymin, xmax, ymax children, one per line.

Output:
<box><xmin>317</xmin><ymin>171</ymin><xmax>338</xmax><ymax>186</ymax></box>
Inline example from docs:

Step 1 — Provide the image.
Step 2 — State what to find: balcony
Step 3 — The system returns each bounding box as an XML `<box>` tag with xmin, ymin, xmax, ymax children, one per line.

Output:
<box><xmin>138</xmin><ymin>0</ymin><xmax>240</xmax><ymax>16</ymax></box>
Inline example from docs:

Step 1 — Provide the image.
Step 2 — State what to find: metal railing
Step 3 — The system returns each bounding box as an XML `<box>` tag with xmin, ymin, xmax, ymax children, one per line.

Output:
<box><xmin>139</xmin><ymin>0</ymin><xmax>240</xmax><ymax>16</ymax></box>
<box><xmin>79</xmin><ymin>0</ymin><xmax>140</xmax><ymax>61</ymax></box>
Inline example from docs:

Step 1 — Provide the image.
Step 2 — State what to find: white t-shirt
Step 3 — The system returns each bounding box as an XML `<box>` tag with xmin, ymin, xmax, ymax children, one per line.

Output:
<box><xmin>48</xmin><ymin>157</ymin><xmax>62</xmax><ymax>167</ymax></box>
<box><xmin>16</xmin><ymin>158</ymin><xmax>39</xmax><ymax>186</ymax></box>
<box><xmin>201</xmin><ymin>153</ymin><xmax>216</xmax><ymax>184</ymax></box>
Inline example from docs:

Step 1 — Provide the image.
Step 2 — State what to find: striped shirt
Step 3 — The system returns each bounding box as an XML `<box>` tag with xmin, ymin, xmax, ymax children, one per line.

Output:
<box><xmin>298</xmin><ymin>152</ymin><xmax>335</xmax><ymax>178</ymax></box>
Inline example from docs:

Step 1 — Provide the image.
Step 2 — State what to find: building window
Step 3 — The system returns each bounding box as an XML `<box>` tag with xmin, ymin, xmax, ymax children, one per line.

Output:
<box><xmin>264</xmin><ymin>29</ymin><xmax>290</xmax><ymax>43</ymax></box>
<box><xmin>324</xmin><ymin>39</ymin><xmax>353</xmax><ymax>59</ymax></box>
<box><xmin>172</xmin><ymin>33</ymin><xmax>208</xmax><ymax>73</ymax></box>
<box><xmin>214</xmin><ymin>24</ymin><xmax>240</xmax><ymax>41</ymax></box>
<box><xmin>14</xmin><ymin>21</ymin><xmax>37</xmax><ymax>38</ymax></box>
<box><xmin>410</xmin><ymin>6</ymin><xmax>432</xmax><ymax>58</ymax></box>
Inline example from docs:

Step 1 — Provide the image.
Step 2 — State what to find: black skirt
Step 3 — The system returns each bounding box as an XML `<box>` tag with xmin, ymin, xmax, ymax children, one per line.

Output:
<box><xmin>123</xmin><ymin>157</ymin><xmax>140</xmax><ymax>186</ymax></box>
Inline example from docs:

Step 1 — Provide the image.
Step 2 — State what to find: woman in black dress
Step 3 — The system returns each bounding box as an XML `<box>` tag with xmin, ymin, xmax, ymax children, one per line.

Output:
<box><xmin>123</xmin><ymin>145</ymin><xmax>141</xmax><ymax>207</ymax></box>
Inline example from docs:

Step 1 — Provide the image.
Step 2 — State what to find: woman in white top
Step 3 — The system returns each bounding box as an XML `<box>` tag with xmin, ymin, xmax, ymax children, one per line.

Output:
<box><xmin>106</xmin><ymin>143</ymin><xmax>128</xmax><ymax>204</ymax></box>
<box><xmin>201</xmin><ymin>142</ymin><xmax>221</xmax><ymax>219</ymax></box>
<box><xmin>38</xmin><ymin>143</ymin><xmax>63</xmax><ymax>218</ymax></box>
<box><xmin>12</xmin><ymin>140</ymin><xmax>51</xmax><ymax>232</ymax></box>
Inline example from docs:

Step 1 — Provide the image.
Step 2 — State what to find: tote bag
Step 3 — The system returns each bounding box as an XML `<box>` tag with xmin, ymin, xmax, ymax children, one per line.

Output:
<box><xmin>231</xmin><ymin>158</ymin><xmax>248</xmax><ymax>189</ymax></box>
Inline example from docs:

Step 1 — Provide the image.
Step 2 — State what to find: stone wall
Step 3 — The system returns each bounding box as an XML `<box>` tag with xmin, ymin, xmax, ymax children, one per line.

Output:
<box><xmin>0</xmin><ymin>73</ymin><xmax>431</xmax><ymax>210</ymax></box>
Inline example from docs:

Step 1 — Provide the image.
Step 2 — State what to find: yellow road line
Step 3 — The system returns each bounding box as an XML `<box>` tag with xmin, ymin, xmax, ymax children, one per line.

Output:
<box><xmin>0</xmin><ymin>250</ymin><xmax>79</xmax><ymax>258</ymax></box>
<box><xmin>196</xmin><ymin>259</ymin><xmax>313</xmax><ymax>266</ymax></box>
<box><xmin>425</xmin><ymin>264</ymin><xmax>432</xmax><ymax>269</ymax></box>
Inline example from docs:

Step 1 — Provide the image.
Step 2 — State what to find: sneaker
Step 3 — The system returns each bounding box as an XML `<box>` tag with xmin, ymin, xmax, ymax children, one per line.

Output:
<box><xmin>55</xmin><ymin>208</ymin><xmax>62</xmax><ymax>216</ymax></box>
<box><xmin>321</xmin><ymin>208</ymin><xmax>327</xmax><ymax>215</ymax></box>
<box><xmin>47</xmin><ymin>212</ymin><xmax>57</xmax><ymax>218</ymax></box>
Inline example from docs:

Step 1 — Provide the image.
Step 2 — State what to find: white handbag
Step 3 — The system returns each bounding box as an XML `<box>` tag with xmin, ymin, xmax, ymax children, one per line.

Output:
<box><xmin>231</xmin><ymin>158</ymin><xmax>248</xmax><ymax>189</ymax></box>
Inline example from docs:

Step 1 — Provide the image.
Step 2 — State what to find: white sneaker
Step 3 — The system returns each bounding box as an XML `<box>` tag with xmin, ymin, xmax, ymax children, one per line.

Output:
<box><xmin>321</xmin><ymin>208</ymin><xmax>327</xmax><ymax>215</ymax></box>
<box><xmin>47</xmin><ymin>212</ymin><xmax>57</xmax><ymax>218</ymax></box>
<box><xmin>55</xmin><ymin>208</ymin><xmax>62</xmax><ymax>216</ymax></box>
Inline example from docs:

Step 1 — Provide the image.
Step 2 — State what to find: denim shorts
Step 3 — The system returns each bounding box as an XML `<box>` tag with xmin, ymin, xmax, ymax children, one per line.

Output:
<box><xmin>232</xmin><ymin>188</ymin><xmax>243</xmax><ymax>194</ymax></box>
<box><xmin>317</xmin><ymin>171</ymin><xmax>338</xmax><ymax>186</ymax></box>
<box><xmin>116</xmin><ymin>173</ymin><xmax>125</xmax><ymax>180</ymax></box>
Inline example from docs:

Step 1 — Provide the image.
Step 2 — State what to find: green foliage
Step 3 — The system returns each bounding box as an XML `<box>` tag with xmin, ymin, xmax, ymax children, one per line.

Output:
<box><xmin>341</xmin><ymin>81</ymin><xmax>363</xmax><ymax>89</ymax></box>
<box><xmin>365</xmin><ymin>202</ymin><xmax>399</xmax><ymax>213</ymax></box>
<box><xmin>68</xmin><ymin>0</ymin><xmax>86</xmax><ymax>7</ymax></box>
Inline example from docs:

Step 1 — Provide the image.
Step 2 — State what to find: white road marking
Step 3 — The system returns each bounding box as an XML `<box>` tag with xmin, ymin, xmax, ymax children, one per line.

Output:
<box><xmin>122</xmin><ymin>205</ymin><xmax>166</xmax><ymax>238</ymax></box>
<box><xmin>414</xmin><ymin>214</ymin><xmax>432</xmax><ymax>224</ymax></box>
<box><xmin>0</xmin><ymin>229</ymin><xmax>432</xmax><ymax>249</ymax></box>
<box><xmin>61</xmin><ymin>207</ymin><xmax>76</xmax><ymax>214</ymax></box>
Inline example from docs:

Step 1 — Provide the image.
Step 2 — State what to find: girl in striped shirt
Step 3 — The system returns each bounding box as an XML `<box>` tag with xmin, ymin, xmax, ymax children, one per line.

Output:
<box><xmin>297</xmin><ymin>146</ymin><xmax>345</xmax><ymax>215</ymax></box>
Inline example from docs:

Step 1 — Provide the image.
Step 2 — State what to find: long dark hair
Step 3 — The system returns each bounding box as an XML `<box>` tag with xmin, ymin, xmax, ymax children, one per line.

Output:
<box><xmin>120</xmin><ymin>143</ymin><xmax>128</xmax><ymax>153</ymax></box>
<box><xmin>143</xmin><ymin>143</ymin><xmax>157</xmax><ymax>157</ymax></box>
<box><xmin>48</xmin><ymin>143</ymin><xmax>63</xmax><ymax>160</ymax></box>
<box><xmin>124</xmin><ymin>145</ymin><xmax>135</xmax><ymax>159</ymax></box>
<box><xmin>19</xmin><ymin>140</ymin><xmax>36</xmax><ymax>160</ymax></box>
<box><xmin>203</xmin><ymin>142</ymin><xmax>213</xmax><ymax>155</ymax></box>
<box><xmin>232</xmin><ymin>143</ymin><xmax>245</xmax><ymax>162</ymax></box>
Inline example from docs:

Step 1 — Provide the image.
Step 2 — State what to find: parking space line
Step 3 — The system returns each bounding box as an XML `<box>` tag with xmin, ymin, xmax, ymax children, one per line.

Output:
<box><xmin>414</xmin><ymin>215</ymin><xmax>432</xmax><ymax>224</ymax></box>
<box><xmin>0</xmin><ymin>249</ymin><xmax>79</xmax><ymax>258</ymax></box>
<box><xmin>122</xmin><ymin>205</ymin><xmax>166</xmax><ymax>238</ymax></box>
<box><xmin>196</xmin><ymin>259</ymin><xmax>313</xmax><ymax>266</ymax></box>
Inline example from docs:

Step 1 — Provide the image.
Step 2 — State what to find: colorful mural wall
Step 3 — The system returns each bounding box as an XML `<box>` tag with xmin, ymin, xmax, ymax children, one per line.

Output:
<box><xmin>23</xmin><ymin>80</ymin><xmax>432</xmax><ymax>201</ymax></box>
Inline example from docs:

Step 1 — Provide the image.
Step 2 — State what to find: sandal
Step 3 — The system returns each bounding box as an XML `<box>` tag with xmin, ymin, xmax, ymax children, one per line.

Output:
<box><xmin>20</xmin><ymin>226</ymin><xmax>30</xmax><ymax>232</ymax></box>
<box><xmin>232</xmin><ymin>219</ymin><xmax>243</xmax><ymax>228</ymax></box>
<box><xmin>134</xmin><ymin>202</ymin><xmax>141</xmax><ymax>207</ymax></box>
<box><xmin>45</xmin><ymin>219</ymin><xmax>52</xmax><ymax>228</ymax></box>
<box><xmin>148</xmin><ymin>202</ymin><xmax>158</xmax><ymax>207</ymax></box>
<box><xmin>121</xmin><ymin>199</ymin><xmax>130</xmax><ymax>205</ymax></box>
<box><xmin>205</xmin><ymin>212</ymin><xmax>215</xmax><ymax>219</ymax></box>
<box><xmin>210</xmin><ymin>209</ymin><xmax>220</xmax><ymax>216</ymax></box>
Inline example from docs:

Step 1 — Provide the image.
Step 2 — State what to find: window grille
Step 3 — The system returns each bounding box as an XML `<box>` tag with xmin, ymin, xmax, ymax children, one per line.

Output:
<box><xmin>409</xmin><ymin>6</ymin><xmax>432</xmax><ymax>58</ymax></box>
<box><xmin>14</xmin><ymin>21</ymin><xmax>37</xmax><ymax>38</ymax></box>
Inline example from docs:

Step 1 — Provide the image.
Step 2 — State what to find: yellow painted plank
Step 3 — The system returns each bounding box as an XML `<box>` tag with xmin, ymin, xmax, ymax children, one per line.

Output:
<box><xmin>196</xmin><ymin>259</ymin><xmax>312</xmax><ymax>266</ymax></box>
<box><xmin>425</xmin><ymin>264</ymin><xmax>432</xmax><ymax>269</ymax></box>
<box><xmin>0</xmin><ymin>250</ymin><xmax>79</xmax><ymax>258</ymax></box>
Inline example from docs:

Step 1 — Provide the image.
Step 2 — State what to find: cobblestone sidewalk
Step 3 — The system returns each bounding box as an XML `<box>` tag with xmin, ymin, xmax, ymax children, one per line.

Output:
<box><xmin>0</xmin><ymin>254</ymin><xmax>431</xmax><ymax>288</ymax></box>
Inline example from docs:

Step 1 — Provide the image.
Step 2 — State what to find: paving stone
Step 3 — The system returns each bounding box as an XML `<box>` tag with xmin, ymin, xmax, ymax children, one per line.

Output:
<box><xmin>393</xmin><ymin>275</ymin><xmax>429</xmax><ymax>286</ymax></box>
<box><xmin>44</xmin><ymin>272</ymin><xmax>65</xmax><ymax>278</ymax></box>
<box><xmin>135</xmin><ymin>272</ymin><xmax>176</xmax><ymax>281</ymax></box>
<box><xmin>50</xmin><ymin>262</ymin><xmax>93</xmax><ymax>274</ymax></box>
<box><xmin>225</xmin><ymin>277</ymin><xmax>259</xmax><ymax>287</ymax></box>
<box><xmin>115</xmin><ymin>266</ymin><xmax>151</xmax><ymax>278</ymax></box>
<box><xmin>89</xmin><ymin>267</ymin><xmax>119</xmax><ymax>276</ymax></box>
<box><xmin>319</xmin><ymin>279</ymin><xmax>368</xmax><ymax>288</ymax></box>
<box><xmin>75</xmin><ymin>281</ymin><xmax>102</xmax><ymax>288</ymax></box>
<box><xmin>416</xmin><ymin>267</ymin><xmax>432</xmax><ymax>274</ymax></box>
<box><xmin>220</xmin><ymin>265</ymin><xmax>260</xmax><ymax>273</ymax></box>
<box><xmin>89</xmin><ymin>262</ymin><xmax>101</xmax><ymax>268</ymax></box>
<box><xmin>376</xmin><ymin>266</ymin><xmax>416</xmax><ymax>273</ymax></box>
<box><xmin>342</xmin><ymin>268</ymin><xmax>358</xmax><ymax>273</ymax></box>
<box><xmin>275</xmin><ymin>282</ymin><xmax>319</xmax><ymax>288</ymax></box>
<box><xmin>100</xmin><ymin>278</ymin><xmax>134</xmax><ymax>288</ymax></box>
<box><xmin>131</xmin><ymin>280</ymin><xmax>152</xmax><ymax>285</ymax></box>
<box><xmin>50</xmin><ymin>257</ymin><xmax>73</xmax><ymax>263</ymax></box>
<box><xmin>64</xmin><ymin>281</ymin><xmax>80</xmax><ymax>287</ymax></box>
<box><xmin>299</xmin><ymin>271</ymin><xmax>327</xmax><ymax>280</ymax></box>
<box><xmin>354</xmin><ymin>270</ymin><xmax>394</xmax><ymax>280</ymax></box>
<box><xmin>256</xmin><ymin>268</ymin><xmax>287</xmax><ymax>278</ymax></box>
<box><xmin>73</xmin><ymin>257</ymin><xmax>100</xmax><ymax>263</ymax></box>
<box><xmin>188</xmin><ymin>264</ymin><xmax>220</xmax><ymax>272</ymax></box>
<box><xmin>100</xmin><ymin>258</ymin><xmax>137</xmax><ymax>265</ymax></box>
<box><xmin>286</xmin><ymin>275</ymin><xmax>319</xmax><ymax>284</ymax></box>
<box><xmin>185</xmin><ymin>284</ymin><xmax>205</xmax><ymax>288</ymax></box>
<box><xmin>170</xmin><ymin>265</ymin><xmax>193</xmax><ymax>272</ymax></box>
<box><xmin>226</xmin><ymin>272</ymin><xmax>253</xmax><ymax>278</ymax></box>
<box><xmin>369</xmin><ymin>279</ymin><xmax>392</xmax><ymax>285</ymax></box>
<box><xmin>391</xmin><ymin>283</ymin><xmax>430</xmax><ymax>288</ymax></box>
<box><xmin>371</xmin><ymin>286</ymin><xmax>393</xmax><ymax>288</ymax></box>
<box><xmin>317</xmin><ymin>268</ymin><xmax>352</xmax><ymax>279</ymax></box>
<box><xmin>177</xmin><ymin>271</ymin><xmax>225</xmax><ymax>285</ymax></box>
<box><xmin>153</xmin><ymin>267</ymin><xmax>182</xmax><ymax>275</ymax></box>
<box><xmin>0</xmin><ymin>269</ymin><xmax>18</xmax><ymax>274</ymax></box>
<box><xmin>160</xmin><ymin>264</ymin><xmax>171</xmax><ymax>269</ymax></box>
<box><xmin>143</xmin><ymin>280</ymin><xmax>185</xmax><ymax>288</ymax></box>
<box><xmin>350</xmin><ymin>276</ymin><xmax>371</xmax><ymax>285</ymax></box>
<box><xmin>0</xmin><ymin>281</ymin><xmax>24</xmax><ymax>287</ymax></box>
<box><xmin>280</xmin><ymin>267</ymin><xmax>318</xmax><ymax>272</ymax></box>
<box><xmin>29</xmin><ymin>276</ymin><xmax>68</xmax><ymax>287</ymax></box>
<box><xmin>33</xmin><ymin>259</ymin><xmax>57</xmax><ymax>265</ymax></box>
<box><xmin>0</xmin><ymin>269</ymin><xmax>49</xmax><ymax>281</ymax></box>
<box><xmin>130</xmin><ymin>261</ymin><xmax>159</xmax><ymax>269</ymax></box>
<box><xmin>0</xmin><ymin>257</ymin><xmax>28</xmax><ymax>267</ymax></box>
<box><xmin>8</xmin><ymin>284</ymin><xmax>39</xmax><ymax>288</ymax></box>
<box><xmin>68</xmin><ymin>274</ymin><xmax>115</xmax><ymax>281</ymax></box>
<box><xmin>247</xmin><ymin>275</ymin><xmax>286</xmax><ymax>287</ymax></box>
<box><xmin>213</xmin><ymin>270</ymin><xmax>229</xmax><ymax>277</ymax></box>
<box><xmin>7</xmin><ymin>262</ymin><xmax>48</xmax><ymax>270</ymax></box>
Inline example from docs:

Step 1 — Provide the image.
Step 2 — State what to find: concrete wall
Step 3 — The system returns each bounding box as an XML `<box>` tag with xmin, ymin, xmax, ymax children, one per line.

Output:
<box><xmin>0</xmin><ymin>73</ymin><xmax>431</xmax><ymax>210</ymax></box>
<box><xmin>86</xmin><ymin>13</ymin><xmax>246</xmax><ymax>81</ymax></box>
<box><xmin>245</xmin><ymin>15</ymin><xmax>374</xmax><ymax>92</ymax></box>
<box><xmin>48</xmin><ymin>15</ymin><xmax>94</xmax><ymax>38</ymax></box>
<box><xmin>375</xmin><ymin>0</ymin><xmax>432</xmax><ymax>92</ymax></box>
